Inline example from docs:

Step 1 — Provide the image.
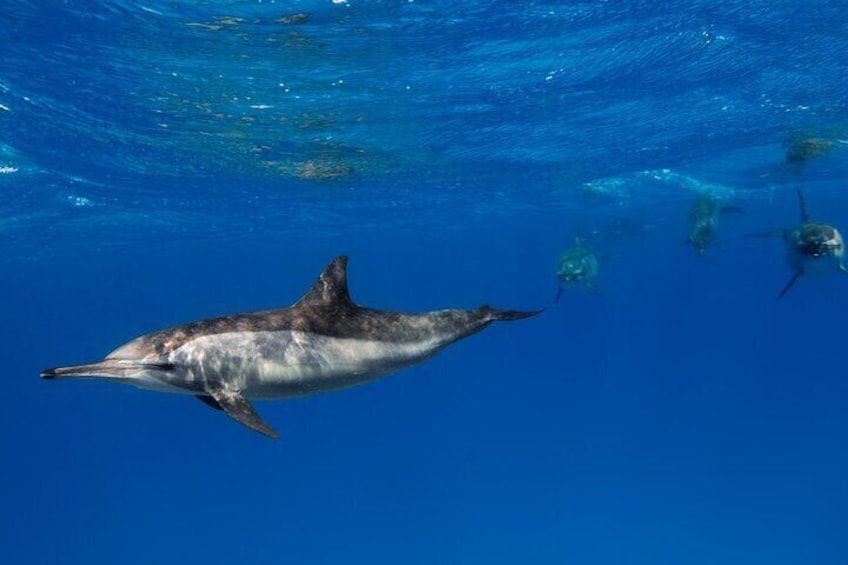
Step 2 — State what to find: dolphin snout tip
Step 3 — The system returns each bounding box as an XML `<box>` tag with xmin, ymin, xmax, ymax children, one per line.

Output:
<box><xmin>40</xmin><ymin>366</ymin><xmax>82</xmax><ymax>379</ymax></box>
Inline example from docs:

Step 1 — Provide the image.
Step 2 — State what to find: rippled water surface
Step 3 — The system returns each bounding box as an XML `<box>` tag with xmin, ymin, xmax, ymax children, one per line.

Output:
<box><xmin>3</xmin><ymin>0</ymin><xmax>847</xmax><ymax>253</ymax></box>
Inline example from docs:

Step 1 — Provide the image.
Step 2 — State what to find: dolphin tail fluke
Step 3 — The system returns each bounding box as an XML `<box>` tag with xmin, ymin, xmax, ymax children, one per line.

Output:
<box><xmin>777</xmin><ymin>270</ymin><xmax>803</xmax><ymax>299</ymax></box>
<box><xmin>203</xmin><ymin>383</ymin><xmax>279</xmax><ymax>439</ymax></box>
<box><xmin>479</xmin><ymin>304</ymin><xmax>543</xmax><ymax>322</ymax></box>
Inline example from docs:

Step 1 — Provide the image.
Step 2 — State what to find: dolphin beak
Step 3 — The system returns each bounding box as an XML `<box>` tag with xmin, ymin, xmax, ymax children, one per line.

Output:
<box><xmin>40</xmin><ymin>359</ymin><xmax>175</xmax><ymax>380</ymax></box>
<box><xmin>41</xmin><ymin>361</ymin><xmax>113</xmax><ymax>380</ymax></box>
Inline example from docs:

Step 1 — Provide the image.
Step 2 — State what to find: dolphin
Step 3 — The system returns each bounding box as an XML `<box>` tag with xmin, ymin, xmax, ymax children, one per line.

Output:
<box><xmin>554</xmin><ymin>234</ymin><xmax>600</xmax><ymax>301</ymax></box>
<box><xmin>753</xmin><ymin>190</ymin><xmax>848</xmax><ymax>298</ymax></box>
<box><xmin>42</xmin><ymin>256</ymin><xmax>540</xmax><ymax>438</ymax></box>
<box><xmin>686</xmin><ymin>194</ymin><xmax>744</xmax><ymax>258</ymax></box>
<box><xmin>784</xmin><ymin>135</ymin><xmax>840</xmax><ymax>164</ymax></box>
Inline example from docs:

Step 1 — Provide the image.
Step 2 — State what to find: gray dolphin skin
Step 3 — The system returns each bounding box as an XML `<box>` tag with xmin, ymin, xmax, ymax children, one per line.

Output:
<box><xmin>687</xmin><ymin>194</ymin><xmax>744</xmax><ymax>257</ymax></box>
<box><xmin>753</xmin><ymin>190</ymin><xmax>848</xmax><ymax>298</ymax></box>
<box><xmin>555</xmin><ymin>235</ymin><xmax>599</xmax><ymax>301</ymax></box>
<box><xmin>41</xmin><ymin>256</ymin><xmax>539</xmax><ymax>439</ymax></box>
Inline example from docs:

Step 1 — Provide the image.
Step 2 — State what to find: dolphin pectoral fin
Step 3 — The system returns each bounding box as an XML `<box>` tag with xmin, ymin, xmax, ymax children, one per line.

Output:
<box><xmin>839</xmin><ymin>264</ymin><xmax>848</xmax><ymax>277</ymax></box>
<box><xmin>205</xmin><ymin>384</ymin><xmax>279</xmax><ymax>439</ymax></box>
<box><xmin>195</xmin><ymin>395</ymin><xmax>224</xmax><ymax>411</ymax></box>
<box><xmin>778</xmin><ymin>271</ymin><xmax>803</xmax><ymax>299</ymax></box>
<box><xmin>586</xmin><ymin>283</ymin><xmax>604</xmax><ymax>297</ymax></box>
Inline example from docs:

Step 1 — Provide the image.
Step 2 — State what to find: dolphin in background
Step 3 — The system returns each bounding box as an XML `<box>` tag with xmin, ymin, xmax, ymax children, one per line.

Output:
<box><xmin>753</xmin><ymin>190</ymin><xmax>848</xmax><ymax>298</ymax></box>
<box><xmin>554</xmin><ymin>234</ymin><xmax>600</xmax><ymax>301</ymax></box>
<box><xmin>686</xmin><ymin>194</ymin><xmax>744</xmax><ymax>257</ymax></box>
<box><xmin>42</xmin><ymin>256</ymin><xmax>540</xmax><ymax>438</ymax></box>
<box><xmin>784</xmin><ymin>134</ymin><xmax>846</xmax><ymax>164</ymax></box>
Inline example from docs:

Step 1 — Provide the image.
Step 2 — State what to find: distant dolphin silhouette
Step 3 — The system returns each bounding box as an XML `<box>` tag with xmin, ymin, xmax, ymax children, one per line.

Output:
<box><xmin>42</xmin><ymin>256</ymin><xmax>540</xmax><ymax>438</ymax></box>
<box><xmin>686</xmin><ymin>194</ymin><xmax>744</xmax><ymax>257</ymax></box>
<box><xmin>554</xmin><ymin>233</ymin><xmax>600</xmax><ymax>301</ymax></box>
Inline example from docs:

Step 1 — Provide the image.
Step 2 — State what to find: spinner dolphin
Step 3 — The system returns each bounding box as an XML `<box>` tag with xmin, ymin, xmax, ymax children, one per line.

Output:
<box><xmin>753</xmin><ymin>190</ymin><xmax>848</xmax><ymax>298</ymax></box>
<box><xmin>554</xmin><ymin>234</ymin><xmax>600</xmax><ymax>301</ymax></box>
<box><xmin>686</xmin><ymin>194</ymin><xmax>744</xmax><ymax>257</ymax></box>
<box><xmin>42</xmin><ymin>256</ymin><xmax>540</xmax><ymax>438</ymax></box>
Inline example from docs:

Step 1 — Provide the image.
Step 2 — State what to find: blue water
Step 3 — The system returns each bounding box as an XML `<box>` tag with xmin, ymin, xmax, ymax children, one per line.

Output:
<box><xmin>3</xmin><ymin>1</ymin><xmax>848</xmax><ymax>562</ymax></box>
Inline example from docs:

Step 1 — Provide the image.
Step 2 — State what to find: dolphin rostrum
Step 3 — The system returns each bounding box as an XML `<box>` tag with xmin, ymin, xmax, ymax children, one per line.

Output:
<box><xmin>42</xmin><ymin>256</ymin><xmax>540</xmax><ymax>438</ymax></box>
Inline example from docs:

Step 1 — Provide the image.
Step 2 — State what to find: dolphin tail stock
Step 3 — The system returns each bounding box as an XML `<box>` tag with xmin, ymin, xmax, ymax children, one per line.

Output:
<box><xmin>478</xmin><ymin>304</ymin><xmax>543</xmax><ymax>322</ymax></box>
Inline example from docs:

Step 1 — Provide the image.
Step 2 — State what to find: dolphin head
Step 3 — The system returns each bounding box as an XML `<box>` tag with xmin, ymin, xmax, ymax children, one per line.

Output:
<box><xmin>556</xmin><ymin>249</ymin><xmax>598</xmax><ymax>284</ymax></box>
<box><xmin>40</xmin><ymin>355</ymin><xmax>192</xmax><ymax>395</ymax></box>
<box><xmin>557</xmin><ymin>258</ymin><xmax>586</xmax><ymax>283</ymax></box>
<box><xmin>40</xmin><ymin>331</ymin><xmax>189</xmax><ymax>391</ymax></box>
<box><xmin>797</xmin><ymin>223</ymin><xmax>844</xmax><ymax>260</ymax></box>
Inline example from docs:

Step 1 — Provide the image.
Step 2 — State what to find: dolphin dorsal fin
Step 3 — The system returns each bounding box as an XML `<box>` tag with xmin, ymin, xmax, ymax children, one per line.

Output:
<box><xmin>797</xmin><ymin>189</ymin><xmax>810</xmax><ymax>222</ymax></box>
<box><xmin>295</xmin><ymin>255</ymin><xmax>353</xmax><ymax>308</ymax></box>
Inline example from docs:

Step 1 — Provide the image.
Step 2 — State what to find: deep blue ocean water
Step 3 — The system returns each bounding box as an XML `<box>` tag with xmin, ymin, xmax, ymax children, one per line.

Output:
<box><xmin>2</xmin><ymin>1</ymin><xmax>848</xmax><ymax>563</ymax></box>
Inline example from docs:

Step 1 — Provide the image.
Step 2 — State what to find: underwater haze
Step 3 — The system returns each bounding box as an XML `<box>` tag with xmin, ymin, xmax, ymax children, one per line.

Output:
<box><xmin>3</xmin><ymin>1</ymin><xmax>848</xmax><ymax>563</ymax></box>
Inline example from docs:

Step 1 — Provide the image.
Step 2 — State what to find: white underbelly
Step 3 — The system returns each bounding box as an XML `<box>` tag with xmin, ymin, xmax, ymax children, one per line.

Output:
<box><xmin>169</xmin><ymin>330</ymin><xmax>444</xmax><ymax>399</ymax></box>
